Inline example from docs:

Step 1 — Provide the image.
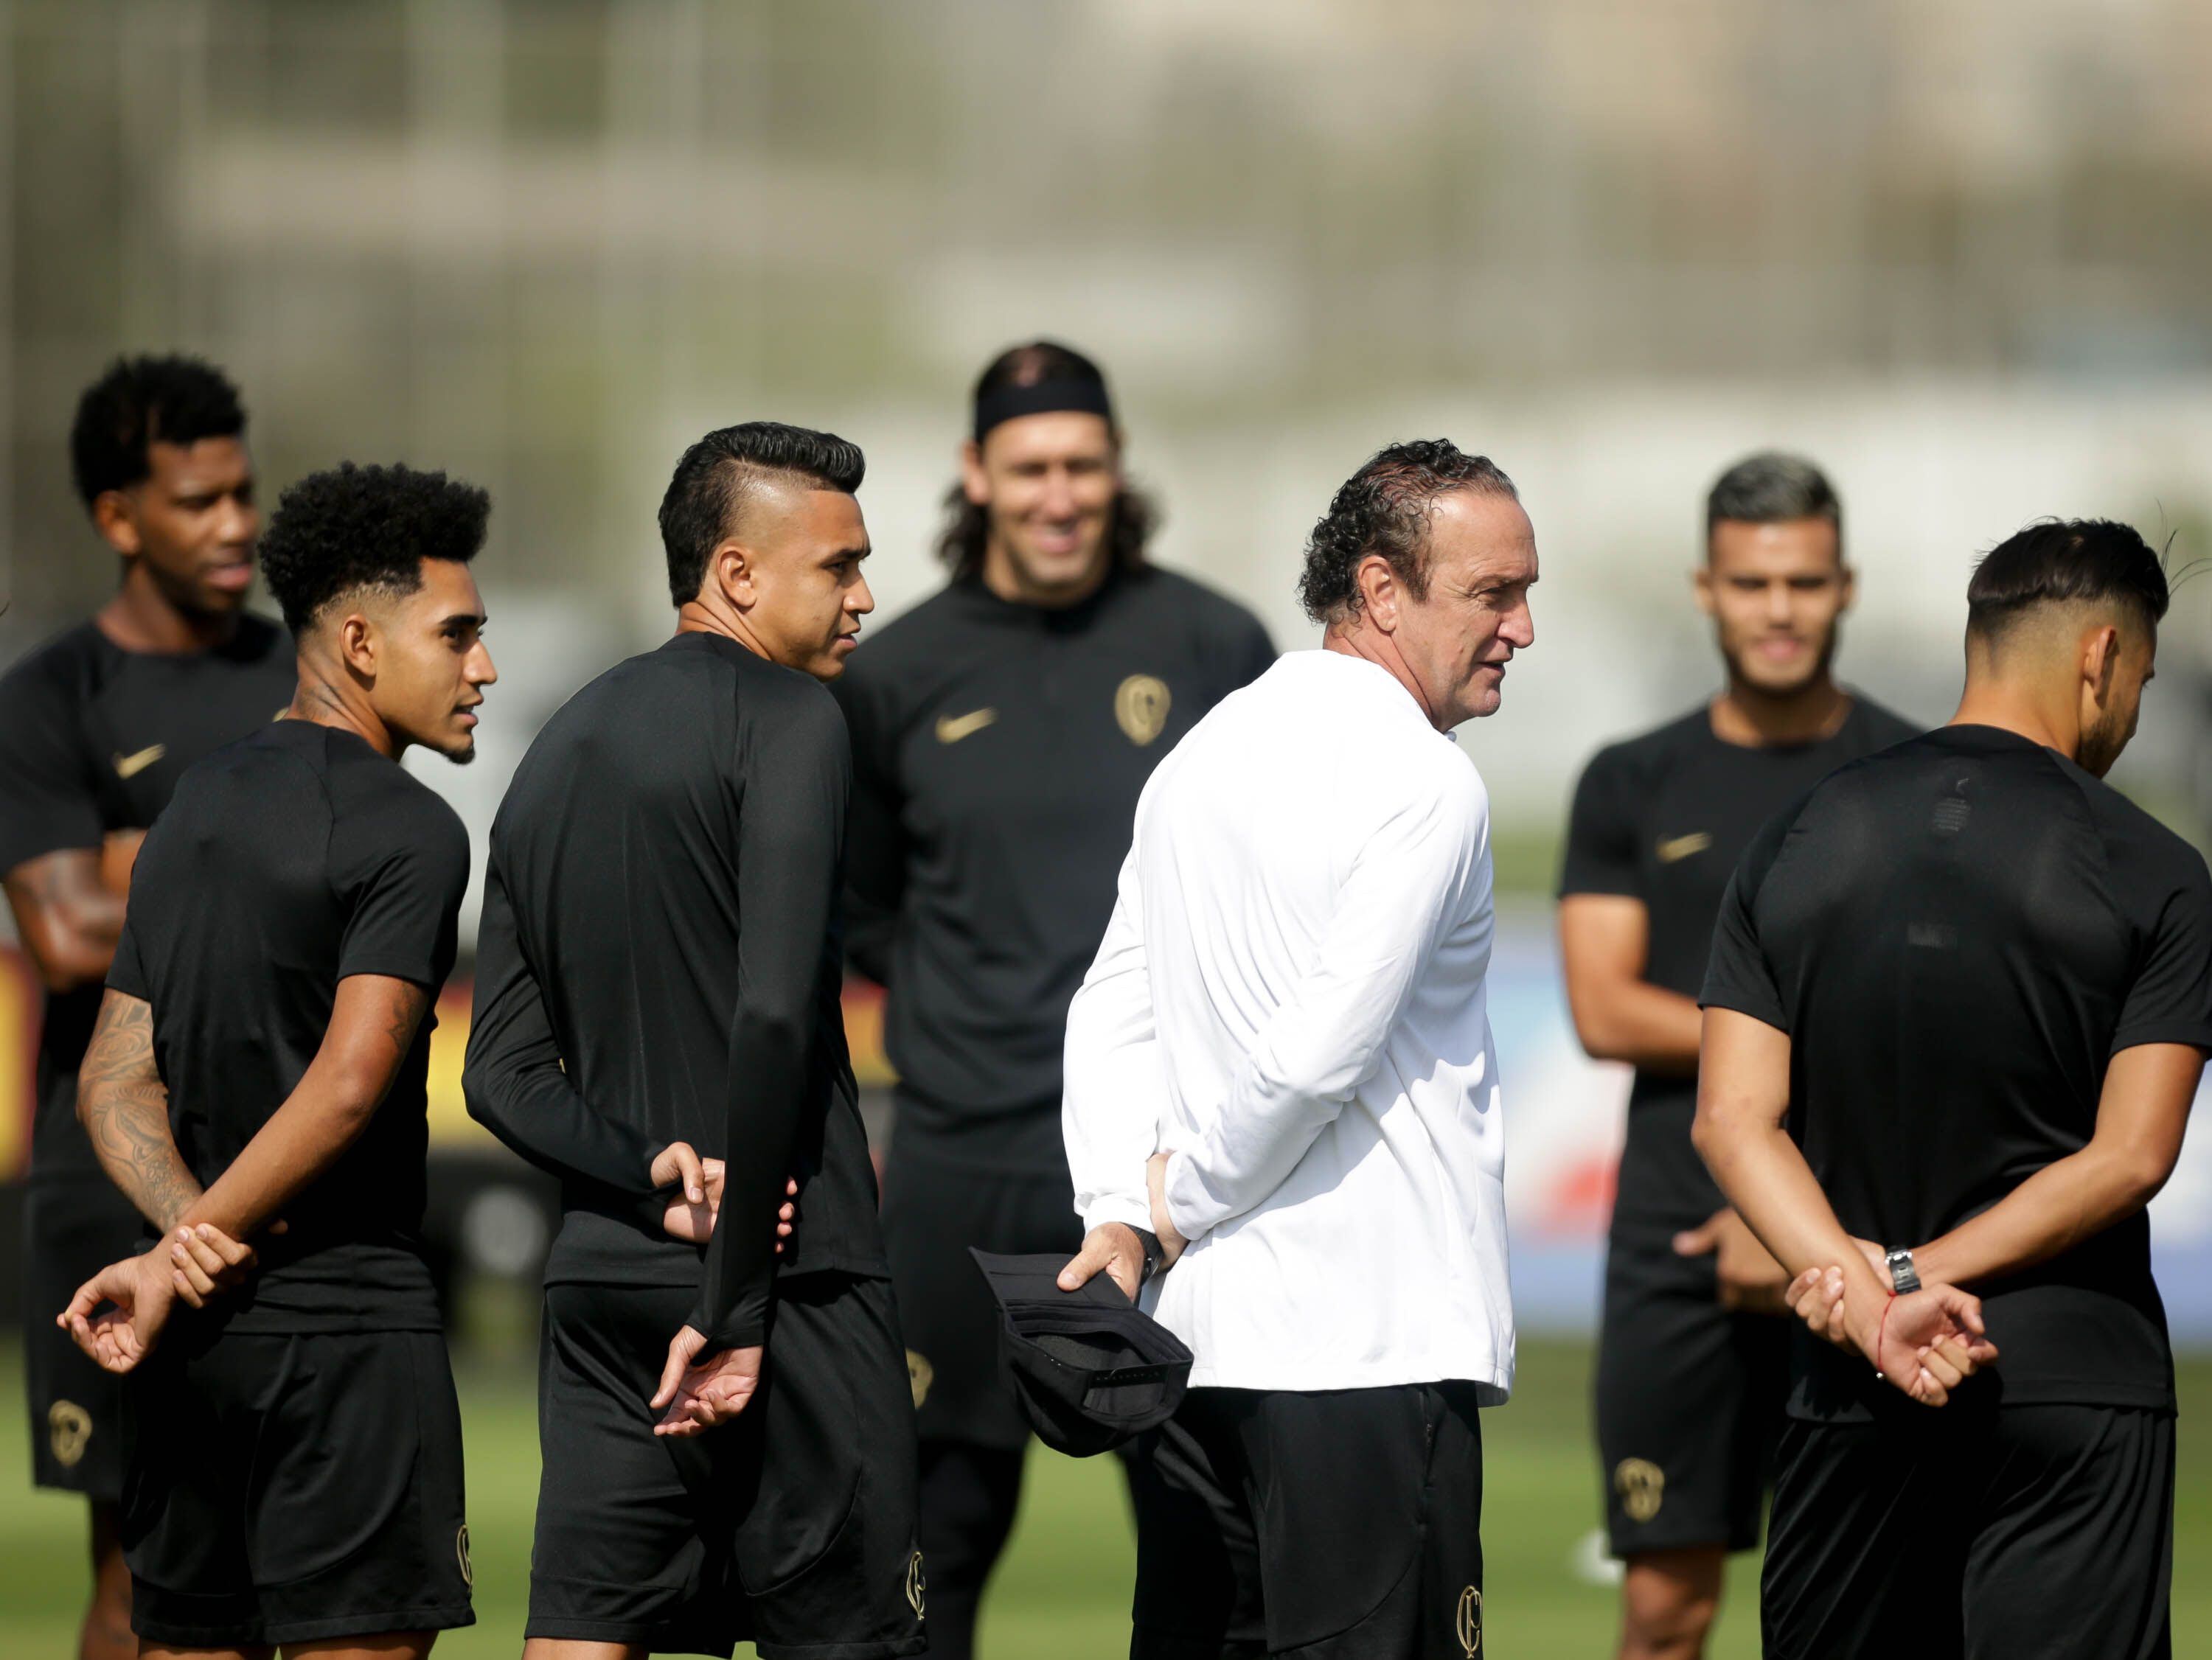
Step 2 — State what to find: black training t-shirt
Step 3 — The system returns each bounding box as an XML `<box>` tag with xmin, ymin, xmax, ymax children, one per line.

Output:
<box><xmin>0</xmin><ymin>617</ymin><xmax>295</xmax><ymax>1186</ymax></box>
<box><xmin>1559</xmin><ymin>697</ymin><xmax>1917</xmax><ymax>1244</ymax></box>
<box><xmin>1702</xmin><ymin>724</ymin><xmax>2212</xmax><ymax>1417</ymax></box>
<box><xmin>831</xmin><ymin>566</ymin><xmax>1273</xmax><ymax>1157</ymax></box>
<box><xmin>106</xmin><ymin>719</ymin><xmax>467</xmax><ymax>1333</ymax></box>
<box><xmin>465</xmin><ymin>632</ymin><xmax>886</xmax><ymax>1354</ymax></box>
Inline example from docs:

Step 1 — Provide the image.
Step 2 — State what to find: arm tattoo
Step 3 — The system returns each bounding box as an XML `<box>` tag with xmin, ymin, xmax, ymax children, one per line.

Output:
<box><xmin>78</xmin><ymin>992</ymin><xmax>199</xmax><ymax>1230</ymax></box>
<box><xmin>380</xmin><ymin>983</ymin><xmax>432</xmax><ymax>1073</ymax></box>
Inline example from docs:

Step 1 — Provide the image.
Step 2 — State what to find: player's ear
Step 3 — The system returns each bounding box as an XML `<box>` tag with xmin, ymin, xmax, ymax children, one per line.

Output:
<box><xmin>958</xmin><ymin>440</ymin><xmax>990</xmax><ymax>508</ymax></box>
<box><xmin>1356</xmin><ymin>554</ymin><xmax>1400</xmax><ymax>630</ymax></box>
<box><xmin>91</xmin><ymin>490</ymin><xmax>142</xmax><ymax>559</ymax></box>
<box><xmin>2082</xmin><ymin>622</ymin><xmax>2120</xmax><ymax>705</ymax></box>
<box><xmin>710</xmin><ymin>539</ymin><xmax>757</xmax><ymax>609</ymax></box>
<box><xmin>335</xmin><ymin>610</ymin><xmax>378</xmax><ymax>680</ymax></box>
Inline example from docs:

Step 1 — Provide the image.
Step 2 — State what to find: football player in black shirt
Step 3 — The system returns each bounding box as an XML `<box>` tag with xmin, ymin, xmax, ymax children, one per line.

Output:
<box><xmin>0</xmin><ymin>355</ymin><xmax>291</xmax><ymax>1660</ymax></box>
<box><xmin>830</xmin><ymin>341</ymin><xmax>1273</xmax><ymax>1660</ymax></box>
<box><xmin>1697</xmin><ymin>518</ymin><xmax>2204</xmax><ymax>1659</ymax></box>
<box><xmin>59</xmin><ymin>461</ymin><xmax>496</xmax><ymax>1657</ymax></box>
<box><xmin>1557</xmin><ymin>454</ymin><xmax>1913</xmax><ymax>1660</ymax></box>
<box><xmin>464</xmin><ymin>423</ymin><xmax>924</xmax><ymax>1659</ymax></box>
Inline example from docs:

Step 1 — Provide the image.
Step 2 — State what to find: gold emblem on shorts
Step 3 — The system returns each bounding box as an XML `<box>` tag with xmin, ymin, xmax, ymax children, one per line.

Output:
<box><xmin>456</xmin><ymin>1523</ymin><xmax>473</xmax><ymax>1586</ymax></box>
<box><xmin>1615</xmin><ymin>1457</ymin><xmax>1666</xmax><ymax>1523</ymax></box>
<box><xmin>1455</xmin><ymin>1585</ymin><xmax>1482</xmax><ymax>1655</ymax></box>
<box><xmin>48</xmin><ymin>1400</ymin><xmax>91</xmax><ymax>1468</ymax></box>
<box><xmin>905</xmin><ymin>1549</ymin><xmax>927</xmax><ymax>1619</ymax></box>
<box><xmin>906</xmin><ymin>1350</ymin><xmax>934</xmax><ymax>1409</ymax></box>
<box><xmin>1114</xmin><ymin>675</ymin><xmax>1172</xmax><ymax>746</ymax></box>
<box><xmin>1655</xmin><ymin>831</ymin><xmax>1712</xmax><ymax>865</ymax></box>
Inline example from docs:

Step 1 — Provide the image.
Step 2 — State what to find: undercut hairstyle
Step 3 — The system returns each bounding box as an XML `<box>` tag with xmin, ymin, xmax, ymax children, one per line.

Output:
<box><xmin>1966</xmin><ymin>518</ymin><xmax>2168</xmax><ymax>646</ymax></box>
<box><xmin>659</xmin><ymin>422</ymin><xmax>866</xmax><ymax>607</ymax></box>
<box><xmin>1705</xmin><ymin>452</ymin><xmax>1842</xmax><ymax>557</ymax></box>
<box><xmin>936</xmin><ymin>341</ymin><xmax>1159</xmax><ymax>580</ymax></box>
<box><xmin>69</xmin><ymin>354</ymin><xmax>247</xmax><ymax>509</ymax></box>
<box><xmin>1298</xmin><ymin>439</ymin><xmax>1518</xmax><ymax>624</ymax></box>
<box><xmin>259</xmin><ymin>462</ymin><xmax>490</xmax><ymax>637</ymax></box>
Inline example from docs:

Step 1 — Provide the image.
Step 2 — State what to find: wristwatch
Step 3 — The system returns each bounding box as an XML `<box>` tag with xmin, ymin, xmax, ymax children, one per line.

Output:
<box><xmin>1130</xmin><ymin>1227</ymin><xmax>1166</xmax><ymax>1285</ymax></box>
<box><xmin>1884</xmin><ymin>1246</ymin><xmax>1921</xmax><ymax>1295</ymax></box>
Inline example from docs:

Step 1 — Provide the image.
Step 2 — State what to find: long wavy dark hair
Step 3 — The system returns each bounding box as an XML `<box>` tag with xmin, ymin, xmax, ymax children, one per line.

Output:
<box><xmin>935</xmin><ymin>341</ymin><xmax>1160</xmax><ymax>580</ymax></box>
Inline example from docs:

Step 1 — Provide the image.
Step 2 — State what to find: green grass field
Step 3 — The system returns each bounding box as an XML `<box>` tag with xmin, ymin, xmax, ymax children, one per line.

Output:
<box><xmin>6</xmin><ymin>1336</ymin><xmax>2211</xmax><ymax>1656</ymax></box>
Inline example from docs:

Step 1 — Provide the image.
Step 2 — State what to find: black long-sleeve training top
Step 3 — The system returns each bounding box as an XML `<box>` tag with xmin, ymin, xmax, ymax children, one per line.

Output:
<box><xmin>463</xmin><ymin>630</ymin><xmax>886</xmax><ymax>1352</ymax></box>
<box><xmin>830</xmin><ymin>566</ymin><xmax>1274</xmax><ymax>1151</ymax></box>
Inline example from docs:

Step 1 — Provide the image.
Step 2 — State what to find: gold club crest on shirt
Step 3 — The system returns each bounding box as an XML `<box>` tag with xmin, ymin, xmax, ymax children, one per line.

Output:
<box><xmin>905</xmin><ymin>1349</ymin><xmax>934</xmax><ymax>1409</ymax></box>
<box><xmin>1115</xmin><ymin>675</ymin><xmax>1171</xmax><ymax>745</ymax></box>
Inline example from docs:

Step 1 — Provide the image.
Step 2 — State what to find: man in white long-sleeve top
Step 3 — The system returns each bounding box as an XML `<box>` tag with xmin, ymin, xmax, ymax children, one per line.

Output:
<box><xmin>1059</xmin><ymin>439</ymin><xmax>1537</xmax><ymax>1660</ymax></box>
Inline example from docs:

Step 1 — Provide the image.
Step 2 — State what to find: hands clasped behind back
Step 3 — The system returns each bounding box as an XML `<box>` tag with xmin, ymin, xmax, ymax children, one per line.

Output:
<box><xmin>60</xmin><ymin>1218</ymin><xmax>265</xmax><ymax>1375</ymax></box>
<box><xmin>1784</xmin><ymin>1260</ymin><xmax>2001</xmax><ymax>1407</ymax></box>
<box><xmin>645</xmin><ymin>1140</ymin><xmax>799</xmax><ymax>1436</ymax></box>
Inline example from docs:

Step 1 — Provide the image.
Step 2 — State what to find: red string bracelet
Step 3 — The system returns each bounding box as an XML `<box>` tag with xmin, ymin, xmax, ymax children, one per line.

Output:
<box><xmin>1875</xmin><ymin>1291</ymin><xmax>1899</xmax><ymax>1378</ymax></box>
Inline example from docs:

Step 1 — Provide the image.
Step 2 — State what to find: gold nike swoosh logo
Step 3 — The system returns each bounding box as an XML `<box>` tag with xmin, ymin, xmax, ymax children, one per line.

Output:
<box><xmin>1655</xmin><ymin>831</ymin><xmax>1712</xmax><ymax>865</ymax></box>
<box><xmin>112</xmin><ymin>744</ymin><xmax>167</xmax><ymax>780</ymax></box>
<box><xmin>934</xmin><ymin>708</ymin><xmax>998</xmax><ymax>745</ymax></box>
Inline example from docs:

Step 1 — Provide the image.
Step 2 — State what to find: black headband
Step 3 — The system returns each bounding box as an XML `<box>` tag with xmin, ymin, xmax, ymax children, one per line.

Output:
<box><xmin>973</xmin><ymin>378</ymin><xmax>1115</xmax><ymax>444</ymax></box>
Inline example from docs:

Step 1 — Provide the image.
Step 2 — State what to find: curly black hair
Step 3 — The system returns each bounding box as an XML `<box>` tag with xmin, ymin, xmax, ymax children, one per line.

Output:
<box><xmin>259</xmin><ymin>461</ymin><xmax>490</xmax><ymax>636</ymax></box>
<box><xmin>936</xmin><ymin>341</ymin><xmax>1158</xmax><ymax>579</ymax></box>
<box><xmin>660</xmin><ymin>422</ymin><xmax>866</xmax><ymax>607</ymax></box>
<box><xmin>69</xmin><ymin>354</ymin><xmax>247</xmax><ymax>509</ymax></box>
<box><xmin>1297</xmin><ymin>440</ymin><xmax>1518</xmax><ymax>624</ymax></box>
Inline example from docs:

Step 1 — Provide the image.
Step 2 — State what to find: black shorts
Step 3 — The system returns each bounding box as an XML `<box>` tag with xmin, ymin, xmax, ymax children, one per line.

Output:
<box><xmin>1763</xmin><ymin>1397</ymin><xmax>2174</xmax><ymax>1660</ymax></box>
<box><xmin>23</xmin><ymin>1177</ymin><xmax>145</xmax><ymax>1502</ymax></box>
<box><xmin>1594</xmin><ymin>1232</ymin><xmax>1787</xmax><ymax>1556</ymax></box>
<box><xmin>880</xmin><ymin>1126</ymin><xmax>1080</xmax><ymax>1450</ymax></box>
<box><xmin>121</xmin><ymin>1324</ymin><xmax>473</xmax><ymax>1648</ymax></box>
<box><xmin>529</xmin><ymin>1273</ymin><xmax>926</xmax><ymax>1659</ymax></box>
<box><xmin>1130</xmin><ymin>1383</ymin><xmax>1486</xmax><ymax>1660</ymax></box>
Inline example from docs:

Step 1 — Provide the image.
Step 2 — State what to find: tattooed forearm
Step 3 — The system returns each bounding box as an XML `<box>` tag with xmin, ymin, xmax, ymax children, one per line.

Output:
<box><xmin>77</xmin><ymin>990</ymin><xmax>200</xmax><ymax>1230</ymax></box>
<box><xmin>383</xmin><ymin>983</ymin><xmax>431</xmax><ymax>1064</ymax></box>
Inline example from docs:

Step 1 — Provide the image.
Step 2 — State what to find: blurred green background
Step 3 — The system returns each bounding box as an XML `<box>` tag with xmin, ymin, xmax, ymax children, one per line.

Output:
<box><xmin>8</xmin><ymin>1336</ymin><xmax>2212</xmax><ymax>1656</ymax></box>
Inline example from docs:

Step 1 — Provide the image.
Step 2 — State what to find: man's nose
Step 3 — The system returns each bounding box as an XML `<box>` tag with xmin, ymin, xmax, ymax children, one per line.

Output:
<box><xmin>851</xmin><ymin>573</ymin><xmax>877</xmax><ymax>615</ymax></box>
<box><xmin>1040</xmin><ymin>472</ymin><xmax>1079</xmax><ymax>520</ymax></box>
<box><xmin>222</xmin><ymin>498</ymin><xmax>259</xmax><ymax>547</ymax></box>
<box><xmin>469</xmin><ymin>642</ymin><xmax>498</xmax><ymax>686</ymax></box>
<box><xmin>1502</xmin><ymin>598</ymin><xmax>1535</xmax><ymax>650</ymax></box>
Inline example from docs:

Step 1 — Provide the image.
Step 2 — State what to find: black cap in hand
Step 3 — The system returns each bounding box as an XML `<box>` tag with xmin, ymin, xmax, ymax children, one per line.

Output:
<box><xmin>969</xmin><ymin>1248</ymin><xmax>1193</xmax><ymax>1457</ymax></box>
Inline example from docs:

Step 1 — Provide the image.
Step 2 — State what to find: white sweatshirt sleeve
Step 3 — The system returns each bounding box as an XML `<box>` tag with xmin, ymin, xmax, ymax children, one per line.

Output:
<box><xmin>1062</xmin><ymin>840</ymin><xmax>1166</xmax><ymax>1236</ymax></box>
<box><xmin>1162</xmin><ymin>770</ymin><xmax>1486</xmax><ymax>1242</ymax></box>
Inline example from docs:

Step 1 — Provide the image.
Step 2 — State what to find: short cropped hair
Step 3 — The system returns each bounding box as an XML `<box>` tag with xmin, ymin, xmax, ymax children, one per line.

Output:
<box><xmin>259</xmin><ymin>462</ymin><xmax>490</xmax><ymax>637</ymax></box>
<box><xmin>1297</xmin><ymin>439</ymin><xmax>1518</xmax><ymax>624</ymax></box>
<box><xmin>659</xmin><ymin>422</ymin><xmax>866</xmax><ymax>607</ymax></box>
<box><xmin>69</xmin><ymin>355</ymin><xmax>247</xmax><ymax>509</ymax></box>
<box><xmin>1705</xmin><ymin>452</ymin><xmax>1842</xmax><ymax>556</ymax></box>
<box><xmin>1966</xmin><ymin>518</ymin><xmax>2168</xmax><ymax>643</ymax></box>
